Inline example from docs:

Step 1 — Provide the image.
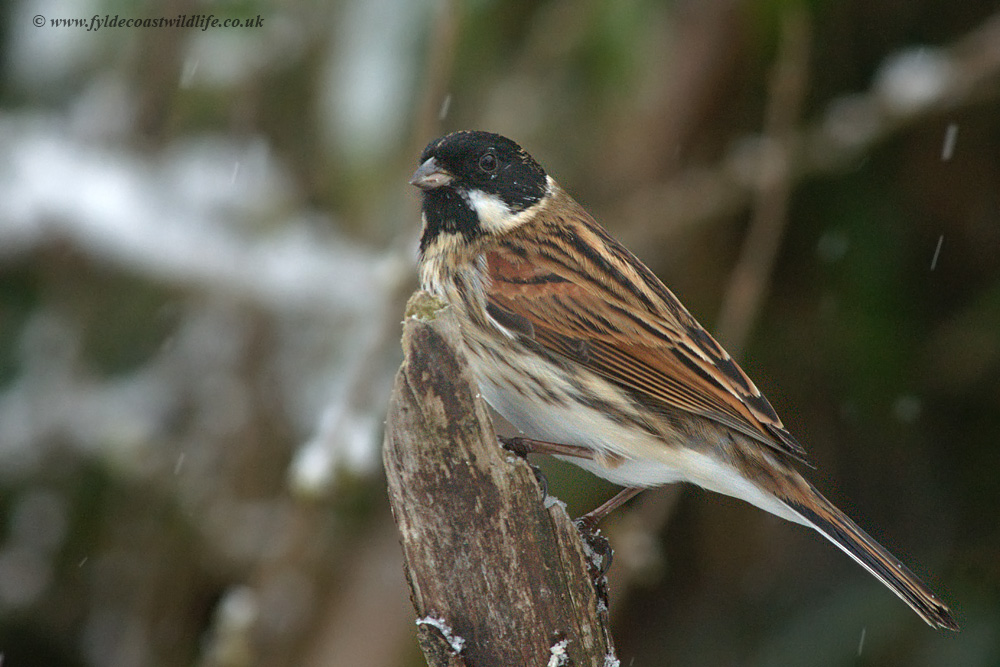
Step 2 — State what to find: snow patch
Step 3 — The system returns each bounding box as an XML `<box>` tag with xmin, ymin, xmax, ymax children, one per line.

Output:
<box><xmin>547</xmin><ymin>638</ymin><xmax>570</xmax><ymax>667</ymax></box>
<box><xmin>416</xmin><ymin>616</ymin><xmax>465</xmax><ymax>654</ymax></box>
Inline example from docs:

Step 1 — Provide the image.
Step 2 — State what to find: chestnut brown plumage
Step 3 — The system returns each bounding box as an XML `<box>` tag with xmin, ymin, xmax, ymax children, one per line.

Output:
<box><xmin>410</xmin><ymin>130</ymin><xmax>957</xmax><ymax>631</ymax></box>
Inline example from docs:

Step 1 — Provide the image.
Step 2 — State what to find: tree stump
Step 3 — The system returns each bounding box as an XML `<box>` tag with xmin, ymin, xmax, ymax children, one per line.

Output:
<box><xmin>383</xmin><ymin>291</ymin><xmax>617</xmax><ymax>667</ymax></box>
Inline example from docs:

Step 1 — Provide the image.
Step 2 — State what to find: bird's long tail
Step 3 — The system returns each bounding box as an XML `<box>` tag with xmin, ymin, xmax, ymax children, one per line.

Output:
<box><xmin>780</xmin><ymin>481</ymin><xmax>958</xmax><ymax>630</ymax></box>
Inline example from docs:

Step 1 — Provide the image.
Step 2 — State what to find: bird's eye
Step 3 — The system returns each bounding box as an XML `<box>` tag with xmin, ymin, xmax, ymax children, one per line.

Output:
<box><xmin>478</xmin><ymin>152</ymin><xmax>498</xmax><ymax>174</ymax></box>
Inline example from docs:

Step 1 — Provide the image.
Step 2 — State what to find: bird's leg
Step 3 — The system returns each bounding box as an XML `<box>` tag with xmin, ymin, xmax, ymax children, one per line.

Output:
<box><xmin>498</xmin><ymin>436</ymin><xmax>597</xmax><ymax>460</ymax></box>
<box><xmin>499</xmin><ymin>436</ymin><xmax>593</xmax><ymax>502</ymax></box>
<box><xmin>575</xmin><ymin>487</ymin><xmax>644</xmax><ymax>578</ymax></box>
<box><xmin>576</xmin><ymin>486</ymin><xmax>645</xmax><ymax>531</ymax></box>
<box><xmin>500</xmin><ymin>436</ymin><xmax>642</xmax><ymax>527</ymax></box>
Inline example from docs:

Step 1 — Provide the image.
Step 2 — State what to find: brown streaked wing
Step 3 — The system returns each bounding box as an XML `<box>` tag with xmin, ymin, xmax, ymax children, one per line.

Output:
<box><xmin>484</xmin><ymin>241</ymin><xmax>810</xmax><ymax>465</ymax></box>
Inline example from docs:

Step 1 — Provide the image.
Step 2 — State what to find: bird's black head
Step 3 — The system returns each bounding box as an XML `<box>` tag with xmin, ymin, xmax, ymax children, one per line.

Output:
<box><xmin>410</xmin><ymin>131</ymin><xmax>548</xmax><ymax>255</ymax></box>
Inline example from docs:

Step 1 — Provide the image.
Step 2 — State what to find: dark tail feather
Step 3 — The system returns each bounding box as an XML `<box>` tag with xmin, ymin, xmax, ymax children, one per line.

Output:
<box><xmin>783</xmin><ymin>483</ymin><xmax>958</xmax><ymax>631</ymax></box>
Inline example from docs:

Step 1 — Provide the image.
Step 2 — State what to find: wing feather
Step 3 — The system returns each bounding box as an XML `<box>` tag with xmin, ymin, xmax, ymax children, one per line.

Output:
<box><xmin>484</xmin><ymin>215</ymin><xmax>810</xmax><ymax>465</ymax></box>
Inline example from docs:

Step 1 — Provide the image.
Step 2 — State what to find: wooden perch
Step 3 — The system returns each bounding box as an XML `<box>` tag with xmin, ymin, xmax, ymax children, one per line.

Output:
<box><xmin>383</xmin><ymin>291</ymin><xmax>617</xmax><ymax>667</ymax></box>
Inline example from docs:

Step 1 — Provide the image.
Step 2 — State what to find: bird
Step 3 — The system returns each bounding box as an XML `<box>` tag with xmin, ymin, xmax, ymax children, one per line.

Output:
<box><xmin>408</xmin><ymin>129</ymin><xmax>957</xmax><ymax>631</ymax></box>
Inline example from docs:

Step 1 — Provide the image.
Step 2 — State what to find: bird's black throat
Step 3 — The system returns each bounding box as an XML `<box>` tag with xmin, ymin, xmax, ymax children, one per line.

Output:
<box><xmin>418</xmin><ymin>187</ymin><xmax>484</xmax><ymax>255</ymax></box>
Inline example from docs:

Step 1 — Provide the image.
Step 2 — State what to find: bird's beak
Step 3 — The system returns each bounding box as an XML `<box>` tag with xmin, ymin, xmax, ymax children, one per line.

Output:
<box><xmin>409</xmin><ymin>158</ymin><xmax>453</xmax><ymax>190</ymax></box>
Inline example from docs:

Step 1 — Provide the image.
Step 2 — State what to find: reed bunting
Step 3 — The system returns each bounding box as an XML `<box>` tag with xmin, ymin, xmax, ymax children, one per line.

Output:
<box><xmin>409</xmin><ymin>130</ymin><xmax>957</xmax><ymax>630</ymax></box>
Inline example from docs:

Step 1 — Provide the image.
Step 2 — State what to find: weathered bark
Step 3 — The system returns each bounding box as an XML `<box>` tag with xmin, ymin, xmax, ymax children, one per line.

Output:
<box><xmin>383</xmin><ymin>291</ymin><xmax>617</xmax><ymax>667</ymax></box>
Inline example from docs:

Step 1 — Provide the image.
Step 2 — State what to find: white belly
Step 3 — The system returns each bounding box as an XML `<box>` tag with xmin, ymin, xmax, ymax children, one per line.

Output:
<box><xmin>475</xmin><ymin>361</ymin><xmax>804</xmax><ymax>525</ymax></box>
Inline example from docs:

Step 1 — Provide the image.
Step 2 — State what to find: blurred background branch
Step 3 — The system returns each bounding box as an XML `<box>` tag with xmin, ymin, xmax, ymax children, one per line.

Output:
<box><xmin>716</xmin><ymin>7</ymin><xmax>810</xmax><ymax>353</ymax></box>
